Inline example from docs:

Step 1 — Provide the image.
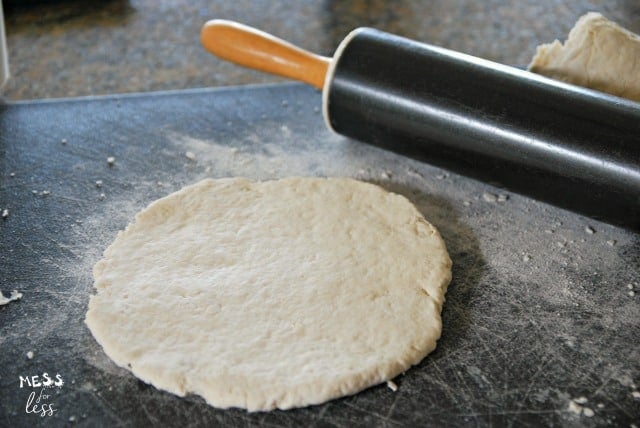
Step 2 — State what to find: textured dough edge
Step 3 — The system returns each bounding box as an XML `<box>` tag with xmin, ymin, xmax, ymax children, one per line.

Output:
<box><xmin>528</xmin><ymin>12</ymin><xmax>640</xmax><ymax>101</ymax></box>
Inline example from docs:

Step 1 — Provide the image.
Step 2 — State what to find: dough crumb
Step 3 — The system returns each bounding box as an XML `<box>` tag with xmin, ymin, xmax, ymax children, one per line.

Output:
<box><xmin>98</xmin><ymin>193</ymin><xmax>106</xmax><ymax>201</ymax></box>
<box><xmin>95</xmin><ymin>180</ymin><xmax>103</xmax><ymax>188</ymax></box>
<box><xmin>387</xmin><ymin>380</ymin><xmax>398</xmax><ymax>392</ymax></box>
<box><xmin>584</xmin><ymin>226</ymin><xmax>595</xmax><ymax>234</ymax></box>
<box><xmin>69</xmin><ymin>415</ymin><xmax>76</xmax><ymax>422</ymax></box>
<box><xmin>185</xmin><ymin>151</ymin><xmax>197</xmax><ymax>161</ymax></box>
<box><xmin>41</xmin><ymin>190</ymin><xmax>50</xmax><ymax>197</ymax></box>
<box><xmin>2</xmin><ymin>209</ymin><xmax>8</xmax><ymax>219</ymax></box>
<box><xmin>26</xmin><ymin>351</ymin><xmax>34</xmax><ymax>359</ymax></box>
<box><xmin>9</xmin><ymin>172</ymin><xmax>15</xmax><ymax>177</ymax></box>
<box><xmin>482</xmin><ymin>192</ymin><xmax>498</xmax><ymax>202</ymax></box>
<box><xmin>522</xmin><ymin>254</ymin><xmax>531</xmax><ymax>262</ymax></box>
<box><xmin>632</xmin><ymin>390</ymin><xmax>640</xmax><ymax>399</ymax></box>
<box><xmin>606</xmin><ymin>240</ymin><xmax>616</xmax><ymax>246</ymax></box>
<box><xmin>107</xmin><ymin>156</ymin><xmax>115</xmax><ymax>166</ymax></box>
<box><xmin>568</xmin><ymin>397</ymin><xmax>595</xmax><ymax>417</ymax></box>
<box><xmin>568</xmin><ymin>400</ymin><xmax>583</xmax><ymax>414</ymax></box>
<box><xmin>0</xmin><ymin>290</ymin><xmax>23</xmax><ymax>305</ymax></box>
<box><xmin>61</xmin><ymin>138</ymin><xmax>67</xmax><ymax>145</ymax></box>
<box><xmin>463</xmin><ymin>201</ymin><xmax>471</xmax><ymax>207</ymax></box>
<box><xmin>629</xmin><ymin>290</ymin><xmax>636</xmax><ymax>297</ymax></box>
<box><xmin>497</xmin><ymin>194</ymin><xmax>509</xmax><ymax>202</ymax></box>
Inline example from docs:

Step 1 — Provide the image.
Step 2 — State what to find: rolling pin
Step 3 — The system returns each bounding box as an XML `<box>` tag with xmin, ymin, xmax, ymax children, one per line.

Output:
<box><xmin>201</xmin><ymin>20</ymin><xmax>640</xmax><ymax>231</ymax></box>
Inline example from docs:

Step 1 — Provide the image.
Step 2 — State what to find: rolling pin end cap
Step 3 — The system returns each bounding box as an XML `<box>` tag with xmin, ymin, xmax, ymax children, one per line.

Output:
<box><xmin>322</xmin><ymin>27</ymin><xmax>368</xmax><ymax>134</ymax></box>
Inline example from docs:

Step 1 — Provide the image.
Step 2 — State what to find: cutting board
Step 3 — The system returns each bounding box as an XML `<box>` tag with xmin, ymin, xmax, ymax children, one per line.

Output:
<box><xmin>0</xmin><ymin>84</ymin><xmax>638</xmax><ymax>427</ymax></box>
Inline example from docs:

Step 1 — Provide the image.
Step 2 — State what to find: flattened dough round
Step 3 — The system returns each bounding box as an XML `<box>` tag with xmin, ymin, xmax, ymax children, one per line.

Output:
<box><xmin>86</xmin><ymin>177</ymin><xmax>452</xmax><ymax>411</ymax></box>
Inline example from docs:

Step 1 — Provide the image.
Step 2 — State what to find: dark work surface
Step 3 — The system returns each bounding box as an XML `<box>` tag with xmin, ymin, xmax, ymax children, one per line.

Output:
<box><xmin>0</xmin><ymin>84</ymin><xmax>639</xmax><ymax>427</ymax></box>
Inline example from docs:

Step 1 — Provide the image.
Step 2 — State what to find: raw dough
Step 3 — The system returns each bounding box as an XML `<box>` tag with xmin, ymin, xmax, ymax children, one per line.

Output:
<box><xmin>85</xmin><ymin>177</ymin><xmax>451</xmax><ymax>411</ymax></box>
<box><xmin>528</xmin><ymin>12</ymin><xmax>640</xmax><ymax>101</ymax></box>
<box><xmin>0</xmin><ymin>289</ymin><xmax>22</xmax><ymax>305</ymax></box>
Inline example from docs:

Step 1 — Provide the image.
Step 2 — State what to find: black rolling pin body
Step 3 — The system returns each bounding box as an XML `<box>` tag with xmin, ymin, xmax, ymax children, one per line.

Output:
<box><xmin>325</xmin><ymin>28</ymin><xmax>640</xmax><ymax>231</ymax></box>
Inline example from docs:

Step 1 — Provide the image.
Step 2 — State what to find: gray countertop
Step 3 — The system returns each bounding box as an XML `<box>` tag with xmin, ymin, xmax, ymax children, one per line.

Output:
<box><xmin>3</xmin><ymin>0</ymin><xmax>640</xmax><ymax>100</ymax></box>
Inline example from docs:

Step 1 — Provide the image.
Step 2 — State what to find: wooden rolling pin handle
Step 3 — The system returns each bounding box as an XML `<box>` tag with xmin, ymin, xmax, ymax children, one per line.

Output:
<box><xmin>201</xmin><ymin>20</ymin><xmax>330</xmax><ymax>90</ymax></box>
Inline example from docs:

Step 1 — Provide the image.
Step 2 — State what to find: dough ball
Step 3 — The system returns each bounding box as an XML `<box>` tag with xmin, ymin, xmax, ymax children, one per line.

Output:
<box><xmin>86</xmin><ymin>177</ymin><xmax>452</xmax><ymax>411</ymax></box>
<box><xmin>528</xmin><ymin>12</ymin><xmax>640</xmax><ymax>101</ymax></box>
